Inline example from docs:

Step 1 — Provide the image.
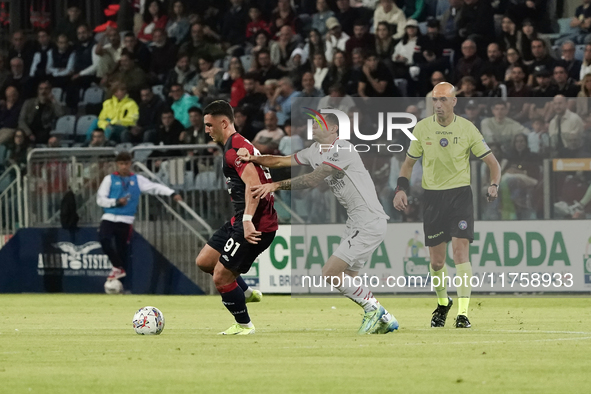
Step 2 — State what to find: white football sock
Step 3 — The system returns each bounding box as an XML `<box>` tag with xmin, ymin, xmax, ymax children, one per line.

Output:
<box><xmin>244</xmin><ymin>287</ymin><xmax>253</xmax><ymax>298</ymax></box>
<box><xmin>240</xmin><ymin>321</ymin><xmax>254</xmax><ymax>328</ymax></box>
<box><xmin>336</xmin><ymin>275</ymin><xmax>379</xmax><ymax>313</ymax></box>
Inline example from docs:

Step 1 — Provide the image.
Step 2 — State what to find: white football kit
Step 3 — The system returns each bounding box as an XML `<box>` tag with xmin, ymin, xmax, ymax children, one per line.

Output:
<box><xmin>294</xmin><ymin>139</ymin><xmax>389</xmax><ymax>271</ymax></box>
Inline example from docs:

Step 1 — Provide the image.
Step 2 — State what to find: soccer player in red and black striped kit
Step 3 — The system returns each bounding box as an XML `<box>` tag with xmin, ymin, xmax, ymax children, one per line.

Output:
<box><xmin>196</xmin><ymin>100</ymin><xmax>278</xmax><ymax>335</ymax></box>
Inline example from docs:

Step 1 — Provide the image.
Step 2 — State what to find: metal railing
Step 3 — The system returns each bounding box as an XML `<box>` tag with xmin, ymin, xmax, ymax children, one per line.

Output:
<box><xmin>0</xmin><ymin>165</ymin><xmax>23</xmax><ymax>249</ymax></box>
<box><xmin>132</xmin><ymin>161</ymin><xmax>215</xmax><ymax>293</ymax></box>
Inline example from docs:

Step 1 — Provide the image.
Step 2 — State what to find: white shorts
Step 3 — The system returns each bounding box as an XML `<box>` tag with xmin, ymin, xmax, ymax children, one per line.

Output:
<box><xmin>333</xmin><ymin>219</ymin><xmax>387</xmax><ymax>272</ymax></box>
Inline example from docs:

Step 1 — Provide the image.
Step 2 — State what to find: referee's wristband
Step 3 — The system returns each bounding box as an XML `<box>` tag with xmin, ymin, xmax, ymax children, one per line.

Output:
<box><xmin>490</xmin><ymin>184</ymin><xmax>499</xmax><ymax>189</ymax></box>
<box><xmin>395</xmin><ymin>177</ymin><xmax>410</xmax><ymax>195</ymax></box>
<box><xmin>243</xmin><ymin>214</ymin><xmax>253</xmax><ymax>222</ymax></box>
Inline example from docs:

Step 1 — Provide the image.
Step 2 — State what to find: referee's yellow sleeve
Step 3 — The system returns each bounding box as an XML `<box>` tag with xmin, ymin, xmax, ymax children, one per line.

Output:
<box><xmin>469</xmin><ymin>124</ymin><xmax>492</xmax><ymax>159</ymax></box>
<box><xmin>407</xmin><ymin>127</ymin><xmax>423</xmax><ymax>159</ymax></box>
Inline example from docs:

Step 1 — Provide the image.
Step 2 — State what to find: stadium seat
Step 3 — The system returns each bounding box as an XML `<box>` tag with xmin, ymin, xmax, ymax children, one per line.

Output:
<box><xmin>115</xmin><ymin>143</ymin><xmax>134</xmax><ymax>153</ymax></box>
<box><xmin>418</xmin><ymin>22</ymin><xmax>427</xmax><ymax>35</ymax></box>
<box><xmin>152</xmin><ymin>85</ymin><xmax>165</xmax><ymax>101</ymax></box>
<box><xmin>51</xmin><ymin>87</ymin><xmax>64</xmax><ymax>105</ymax></box>
<box><xmin>558</xmin><ymin>17</ymin><xmax>577</xmax><ymax>35</ymax></box>
<box><xmin>132</xmin><ymin>142</ymin><xmax>154</xmax><ymax>162</ymax></box>
<box><xmin>576</xmin><ymin>45</ymin><xmax>585</xmax><ymax>61</ymax></box>
<box><xmin>75</xmin><ymin>115</ymin><xmax>98</xmax><ymax>141</ymax></box>
<box><xmin>394</xmin><ymin>78</ymin><xmax>408</xmax><ymax>97</ymax></box>
<box><xmin>79</xmin><ymin>86</ymin><xmax>104</xmax><ymax>106</ymax></box>
<box><xmin>240</xmin><ymin>55</ymin><xmax>252</xmax><ymax>71</ymax></box>
<box><xmin>51</xmin><ymin>115</ymin><xmax>77</xmax><ymax>140</ymax></box>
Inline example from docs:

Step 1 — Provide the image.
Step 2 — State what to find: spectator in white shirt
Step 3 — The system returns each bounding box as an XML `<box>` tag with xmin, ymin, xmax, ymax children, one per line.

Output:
<box><xmin>325</xmin><ymin>17</ymin><xmax>350</xmax><ymax>63</ymax></box>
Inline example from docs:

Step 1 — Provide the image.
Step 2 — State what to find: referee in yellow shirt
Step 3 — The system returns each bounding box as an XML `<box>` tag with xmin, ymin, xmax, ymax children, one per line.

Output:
<box><xmin>394</xmin><ymin>82</ymin><xmax>501</xmax><ymax>328</ymax></box>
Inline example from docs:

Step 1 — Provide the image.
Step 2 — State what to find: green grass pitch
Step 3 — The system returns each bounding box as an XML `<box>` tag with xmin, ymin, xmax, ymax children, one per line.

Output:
<box><xmin>1</xmin><ymin>294</ymin><xmax>590</xmax><ymax>394</ymax></box>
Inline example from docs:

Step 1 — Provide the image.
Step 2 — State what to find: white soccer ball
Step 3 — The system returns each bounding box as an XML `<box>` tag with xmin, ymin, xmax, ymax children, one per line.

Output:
<box><xmin>104</xmin><ymin>279</ymin><xmax>123</xmax><ymax>294</ymax></box>
<box><xmin>132</xmin><ymin>306</ymin><xmax>165</xmax><ymax>335</ymax></box>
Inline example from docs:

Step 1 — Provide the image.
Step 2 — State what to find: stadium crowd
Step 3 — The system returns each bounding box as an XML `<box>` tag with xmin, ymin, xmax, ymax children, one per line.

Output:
<box><xmin>1</xmin><ymin>0</ymin><xmax>591</xmax><ymax>222</ymax></box>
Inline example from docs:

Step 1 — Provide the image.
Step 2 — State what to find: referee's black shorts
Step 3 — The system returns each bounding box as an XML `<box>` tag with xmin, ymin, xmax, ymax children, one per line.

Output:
<box><xmin>423</xmin><ymin>186</ymin><xmax>474</xmax><ymax>247</ymax></box>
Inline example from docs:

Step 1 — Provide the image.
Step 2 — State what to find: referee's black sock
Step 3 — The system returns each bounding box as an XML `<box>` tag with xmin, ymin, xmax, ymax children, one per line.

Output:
<box><xmin>217</xmin><ymin>281</ymin><xmax>251</xmax><ymax>325</ymax></box>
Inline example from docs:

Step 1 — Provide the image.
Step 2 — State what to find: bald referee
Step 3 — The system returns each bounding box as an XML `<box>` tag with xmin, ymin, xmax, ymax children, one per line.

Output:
<box><xmin>394</xmin><ymin>83</ymin><xmax>501</xmax><ymax>328</ymax></box>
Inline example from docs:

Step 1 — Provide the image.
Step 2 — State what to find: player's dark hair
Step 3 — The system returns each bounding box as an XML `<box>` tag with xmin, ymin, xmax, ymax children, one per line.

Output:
<box><xmin>161</xmin><ymin>107</ymin><xmax>174</xmax><ymax>116</ymax></box>
<box><xmin>481</xmin><ymin>68</ymin><xmax>497</xmax><ymax>79</ymax></box>
<box><xmin>203</xmin><ymin>100</ymin><xmax>234</xmax><ymax>124</ymax></box>
<box><xmin>115</xmin><ymin>151</ymin><xmax>132</xmax><ymax>162</ymax></box>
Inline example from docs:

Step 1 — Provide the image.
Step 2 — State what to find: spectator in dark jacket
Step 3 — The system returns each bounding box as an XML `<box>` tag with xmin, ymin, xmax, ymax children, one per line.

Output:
<box><xmin>2</xmin><ymin>57</ymin><xmax>34</xmax><ymax>100</ymax></box>
<box><xmin>0</xmin><ymin>86</ymin><xmax>22</xmax><ymax>145</ymax></box>
<box><xmin>164</xmin><ymin>54</ymin><xmax>198</xmax><ymax>97</ymax></box>
<box><xmin>18</xmin><ymin>80</ymin><xmax>64</xmax><ymax>144</ymax></box>
<box><xmin>124</xmin><ymin>87</ymin><xmax>166</xmax><ymax>144</ymax></box>
<box><xmin>55</xmin><ymin>5</ymin><xmax>84</xmax><ymax>43</ymax></box>
<box><xmin>8</xmin><ymin>31</ymin><xmax>36</xmax><ymax>76</ymax></box>
<box><xmin>149</xmin><ymin>28</ymin><xmax>178</xmax><ymax>84</ymax></box>
<box><xmin>221</xmin><ymin>0</ymin><xmax>249</xmax><ymax>50</ymax></box>
<box><xmin>148</xmin><ymin>108</ymin><xmax>185</xmax><ymax>156</ymax></box>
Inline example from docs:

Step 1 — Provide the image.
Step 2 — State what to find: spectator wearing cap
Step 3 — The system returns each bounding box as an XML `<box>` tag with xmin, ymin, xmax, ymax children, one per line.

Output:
<box><xmin>325</xmin><ymin>17</ymin><xmax>350</xmax><ymax>63</ymax></box>
<box><xmin>559</xmin><ymin>41</ymin><xmax>582</xmax><ymax>82</ymax></box>
<box><xmin>392</xmin><ymin>19</ymin><xmax>420</xmax><ymax>69</ymax></box>
<box><xmin>460</xmin><ymin>99</ymin><xmax>483</xmax><ymax>129</ymax></box>
<box><xmin>345</xmin><ymin>20</ymin><xmax>374</xmax><ymax>56</ymax></box>
<box><xmin>548</xmin><ymin>95</ymin><xmax>584</xmax><ymax>153</ymax></box>
<box><xmin>554</xmin><ymin>65</ymin><xmax>579</xmax><ymax>98</ymax></box>
<box><xmin>373</xmin><ymin>0</ymin><xmax>406</xmax><ymax>40</ymax></box>
<box><xmin>312</xmin><ymin>0</ymin><xmax>335</xmax><ymax>37</ymax></box>
<box><xmin>580</xmin><ymin>44</ymin><xmax>591</xmax><ymax>80</ymax></box>
<box><xmin>527</xmin><ymin>39</ymin><xmax>557</xmax><ymax>86</ymax></box>
<box><xmin>480</xmin><ymin>70</ymin><xmax>507</xmax><ymax>99</ymax></box>
<box><xmin>481</xmin><ymin>100</ymin><xmax>529</xmax><ymax>153</ymax></box>
<box><xmin>453</xmin><ymin>39</ymin><xmax>483</xmax><ymax>84</ymax></box>
<box><xmin>531</xmin><ymin>66</ymin><xmax>558</xmax><ymax>97</ymax></box>
<box><xmin>482</xmin><ymin>43</ymin><xmax>507</xmax><ymax>83</ymax></box>
<box><xmin>335</xmin><ymin>0</ymin><xmax>364</xmax><ymax>37</ymax></box>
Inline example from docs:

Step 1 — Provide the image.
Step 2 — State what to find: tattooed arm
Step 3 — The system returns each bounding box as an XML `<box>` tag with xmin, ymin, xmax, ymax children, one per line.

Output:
<box><xmin>251</xmin><ymin>164</ymin><xmax>340</xmax><ymax>199</ymax></box>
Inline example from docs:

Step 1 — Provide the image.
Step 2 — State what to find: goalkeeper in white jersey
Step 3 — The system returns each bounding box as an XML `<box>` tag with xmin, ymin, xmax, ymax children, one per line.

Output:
<box><xmin>237</xmin><ymin>111</ymin><xmax>398</xmax><ymax>334</ymax></box>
